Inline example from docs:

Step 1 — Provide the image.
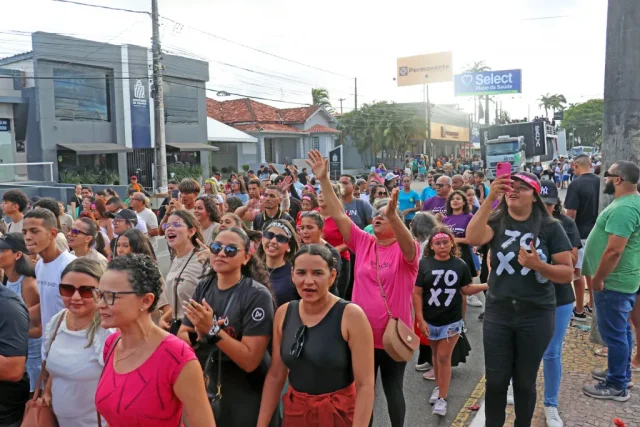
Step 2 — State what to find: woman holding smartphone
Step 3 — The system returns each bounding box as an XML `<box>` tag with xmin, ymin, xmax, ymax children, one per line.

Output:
<box><xmin>466</xmin><ymin>172</ymin><xmax>573</xmax><ymax>427</ymax></box>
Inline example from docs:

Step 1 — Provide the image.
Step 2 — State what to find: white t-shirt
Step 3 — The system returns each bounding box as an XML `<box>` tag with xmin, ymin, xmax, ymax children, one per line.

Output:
<box><xmin>71</xmin><ymin>248</ymin><xmax>108</xmax><ymax>271</ymax></box>
<box><xmin>6</xmin><ymin>217</ymin><xmax>23</xmax><ymax>233</ymax></box>
<box><xmin>36</xmin><ymin>251</ymin><xmax>76</xmax><ymax>359</ymax></box>
<box><xmin>44</xmin><ymin>310</ymin><xmax>114</xmax><ymax>427</ymax></box>
<box><xmin>136</xmin><ymin>207</ymin><xmax>158</xmax><ymax>247</ymax></box>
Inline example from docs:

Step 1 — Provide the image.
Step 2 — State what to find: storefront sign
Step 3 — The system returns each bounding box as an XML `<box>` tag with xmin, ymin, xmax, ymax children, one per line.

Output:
<box><xmin>131</xmin><ymin>79</ymin><xmax>152</xmax><ymax>149</ymax></box>
<box><xmin>430</xmin><ymin>122</ymin><xmax>470</xmax><ymax>142</ymax></box>
<box><xmin>454</xmin><ymin>69</ymin><xmax>522</xmax><ymax>96</ymax></box>
<box><xmin>397</xmin><ymin>52</ymin><xmax>453</xmax><ymax>87</ymax></box>
<box><xmin>0</xmin><ymin>119</ymin><xmax>10</xmax><ymax>132</ymax></box>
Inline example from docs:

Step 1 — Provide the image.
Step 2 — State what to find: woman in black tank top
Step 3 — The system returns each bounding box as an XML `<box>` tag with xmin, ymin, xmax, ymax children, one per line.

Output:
<box><xmin>257</xmin><ymin>245</ymin><xmax>375</xmax><ymax>427</ymax></box>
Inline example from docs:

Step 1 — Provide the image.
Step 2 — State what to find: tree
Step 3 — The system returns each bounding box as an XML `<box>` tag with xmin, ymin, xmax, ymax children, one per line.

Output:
<box><xmin>561</xmin><ymin>99</ymin><xmax>604</xmax><ymax>149</ymax></box>
<box><xmin>311</xmin><ymin>88</ymin><xmax>332</xmax><ymax>110</ymax></box>
<box><xmin>464</xmin><ymin>61</ymin><xmax>491</xmax><ymax>124</ymax></box>
<box><xmin>538</xmin><ymin>93</ymin><xmax>554</xmax><ymax>118</ymax></box>
<box><xmin>338</xmin><ymin>102</ymin><xmax>426</xmax><ymax>167</ymax></box>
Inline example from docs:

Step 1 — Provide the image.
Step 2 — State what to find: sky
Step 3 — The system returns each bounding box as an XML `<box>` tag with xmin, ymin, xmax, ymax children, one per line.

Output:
<box><xmin>0</xmin><ymin>0</ymin><xmax>609</xmax><ymax>121</ymax></box>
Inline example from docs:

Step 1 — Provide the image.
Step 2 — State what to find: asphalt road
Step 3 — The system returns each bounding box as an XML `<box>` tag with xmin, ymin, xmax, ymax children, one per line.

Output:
<box><xmin>370</xmin><ymin>181</ymin><xmax>568</xmax><ymax>426</ymax></box>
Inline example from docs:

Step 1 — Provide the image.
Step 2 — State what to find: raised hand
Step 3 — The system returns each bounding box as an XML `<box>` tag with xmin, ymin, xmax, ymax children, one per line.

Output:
<box><xmin>305</xmin><ymin>150</ymin><xmax>328</xmax><ymax>180</ymax></box>
<box><xmin>487</xmin><ymin>176</ymin><xmax>513</xmax><ymax>202</ymax></box>
<box><xmin>387</xmin><ymin>188</ymin><xmax>399</xmax><ymax>217</ymax></box>
<box><xmin>279</xmin><ymin>175</ymin><xmax>293</xmax><ymax>192</ymax></box>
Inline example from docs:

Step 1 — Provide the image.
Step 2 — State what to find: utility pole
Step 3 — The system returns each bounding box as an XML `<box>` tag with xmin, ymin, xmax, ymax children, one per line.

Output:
<box><xmin>426</xmin><ymin>85</ymin><xmax>432</xmax><ymax>161</ymax></box>
<box><xmin>600</xmin><ymin>0</ymin><xmax>640</xmax><ymax>212</ymax></box>
<box><xmin>354</xmin><ymin>78</ymin><xmax>358</xmax><ymax>111</ymax></box>
<box><xmin>485</xmin><ymin>95</ymin><xmax>490</xmax><ymax>125</ymax></box>
<box><xmin>151</xmin><ymin>0</ymin><xmax>168</xmax><ymax>191</ymax></box>
<box><xmin>338</xmin><ymin>98</ymin><xmax>345</xmax><ymax>114</ymax></box>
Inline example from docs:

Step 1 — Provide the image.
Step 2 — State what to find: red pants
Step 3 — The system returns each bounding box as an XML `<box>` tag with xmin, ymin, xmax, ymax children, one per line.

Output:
<box><xmin>282</xmin><ymin>383</ymin><xmax>356</xmax><ymax>427</ymax></box>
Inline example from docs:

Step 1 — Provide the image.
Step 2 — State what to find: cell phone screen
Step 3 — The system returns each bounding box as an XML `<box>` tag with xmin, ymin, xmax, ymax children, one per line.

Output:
<box><xmin>171</xmin><ymin>189</ymin><xmax>180</xmax><ymax>199</ymax></box>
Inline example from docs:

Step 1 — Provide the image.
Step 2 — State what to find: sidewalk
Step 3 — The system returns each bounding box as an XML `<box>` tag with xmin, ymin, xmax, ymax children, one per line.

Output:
<box><xmin>454</xmin><ymin>322</ymin><xmax>640</xmax><ymax>427</ymax></box>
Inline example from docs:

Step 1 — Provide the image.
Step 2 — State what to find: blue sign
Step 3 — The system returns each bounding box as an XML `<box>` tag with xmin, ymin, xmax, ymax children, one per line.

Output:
<box><xmin>131</xmin><ymin>79</ymin><xmax>152</xmax><ymax>149</ymax></box>
<box><xmin>0</xmin><ymin>119</ymin><xmax>9</xmax><ymax>132</ymax></box>
<box><xmin>454</xmin><ymin>69</ymin><xmax>522</xmax><ymax>96</ymax></box>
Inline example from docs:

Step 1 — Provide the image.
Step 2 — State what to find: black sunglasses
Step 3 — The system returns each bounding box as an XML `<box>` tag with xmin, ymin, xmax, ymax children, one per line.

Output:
<box><xmin>209</xmin><ymin>241</ymin><xmax>244</xmax><ymax>258</ymax></box>
<box><xmin>69</xmin><ymin>228</ymin><xmax>90</xmax><ymax>237</ymax></box>
<box><xmin>604</xmin><ymin>171</ymin><xmax>623</xmax><ymax>181</ymax></box>
<box><xmin>376</xmin><ymin>191</ymin><xmax>388</xmax><ymax>196</ymax></box>
<box><xmin>59</xmin><ymin>284</ymin><xmax>95</xmax><ymax>299</ymax></box>
<box><xmin>263</xmin><ymin>230</ymin><xmax>289</xmax><ymax>244</ymax></box>
<box><xmin>289</xmin><ymin>325</ymin><xmax>307</xmax><ymax>358</ymax></box>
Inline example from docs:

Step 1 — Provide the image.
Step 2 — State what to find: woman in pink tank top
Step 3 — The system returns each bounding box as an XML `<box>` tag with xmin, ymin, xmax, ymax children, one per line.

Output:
<box><xmin>94</xmin><ymin>254</ymin><xmax>215</xmax><ymax>427</ymax></box>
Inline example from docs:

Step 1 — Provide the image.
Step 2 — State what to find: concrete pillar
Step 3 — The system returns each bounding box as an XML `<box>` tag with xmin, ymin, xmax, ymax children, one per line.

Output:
<box><xmin>200</xmin><ymin>150</ymin><xmax>210</xmax><ymax>180</ymax></box>
<box><xmin>257</xmin><ymin>136</ymin><xmax>265</xmax><ymax>163</ymax></box>
<box><xmin>297</xmin><ymin>137</ymin><xmax>304</xmax><ymax>158</ymax></box>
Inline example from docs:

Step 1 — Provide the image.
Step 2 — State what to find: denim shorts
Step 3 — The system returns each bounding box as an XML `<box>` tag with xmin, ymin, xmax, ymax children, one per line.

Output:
<box><xmin>427</xmin><ymin>319</ymin><xmax>463</xmax><ymax>341</ymax></box>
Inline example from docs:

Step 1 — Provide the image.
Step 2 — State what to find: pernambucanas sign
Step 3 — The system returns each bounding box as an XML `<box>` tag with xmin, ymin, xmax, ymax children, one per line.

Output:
<box><xmin>397</xmin><ymin>52</ymin><xmax>453</xmax><ymax>87</ymax></box>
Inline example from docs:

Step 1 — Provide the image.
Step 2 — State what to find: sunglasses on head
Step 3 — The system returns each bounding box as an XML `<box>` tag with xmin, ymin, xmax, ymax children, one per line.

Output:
<box><xmin>59</xmin><ymin>284</ymin><xmax>95</xmax><ymax>299</ymax></box>
<box><xmin>263</xmin><ymin>230</ymin><xmax>289</xmax><ymax>244</ymax></box>
<box><xmin>290</xmin><ymin>325</ymin><xmax>307</xmax><ymax>358</ymax></box>
<box><xmin>209</xmin><ymin>241</ymin><xmax>244</xmax><ymax>258</ymax></box>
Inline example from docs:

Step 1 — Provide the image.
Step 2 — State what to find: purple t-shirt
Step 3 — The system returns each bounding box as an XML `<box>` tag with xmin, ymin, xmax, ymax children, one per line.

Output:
<box><xmin>491</xmin><ymin>199</ymin><xmax>500</xmax><ymax>210</ymax></box>
<box><xmin>422</xmin><ymin>196</ymin><xmax>447</xmax><ymax>214</ymax></box>
<box><xmin>442</xmin><ymin>214</ymin><xmax>473</xmax><ymax>238</ymax></box>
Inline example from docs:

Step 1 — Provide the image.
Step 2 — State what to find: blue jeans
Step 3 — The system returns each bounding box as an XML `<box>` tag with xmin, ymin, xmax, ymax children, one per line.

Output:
<box><xmin>543</xmin><ymin>303</ymin><xmax>573</xmax><ymax>407</ymax></box>
<box><xmin>594</xmin><ymin>289</ymin><xmax>636</xmax><ymax>390</ymax></box>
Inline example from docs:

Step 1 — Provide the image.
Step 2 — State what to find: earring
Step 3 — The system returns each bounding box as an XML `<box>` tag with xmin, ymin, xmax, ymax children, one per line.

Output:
<box><xmin>140</xmin><ymin>307</ymin><xmax>144</xmax><ymax>312</ymax></box>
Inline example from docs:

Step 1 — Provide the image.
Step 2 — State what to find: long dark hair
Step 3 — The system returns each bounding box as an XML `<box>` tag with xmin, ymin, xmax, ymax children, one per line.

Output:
<box><xmin>3</xmin><ymin>233</ymin><xmax>35</xmax><ymax>278</ymax></box>
<box><xmin>167</xmin><ymin>210</ymin><xmax>204</xmax><ymax>248</ymax></box>
<box><xmin>196</xmin><ymin>196</ymin><xmax>221</xmax><ymax>224</ymax></box>
<box><xmin>117</xmin><ymin>228</ymin><xmax>157</xmax><ymax>260</ymax></box>
<box><xmin>293</xmin><ymin>244</ymin><xmax>336</xmax><ymax>271</ymax></box>
<box><xmin>77</xmin><ymin>217</ymin><xmax>107</xmax><ymax>257</ymax></box>
<box><xmin>256</xmin><ymin>220</ymin><xmax>299</xmax><ymax>264</ymax></box>
<box><xmin>204</xmin><ymin>227</ymin><xmax>272</xmax><ymax>293</ymax></box>
<box><xmin>445</xmin><ymin>190</ymin><xmax>470</xmax><ymax>215</ymax></box>
<box><xmin>424</xmin><ymin>226</ymin><xmax>460</xmax><ymax>258</ymax></box>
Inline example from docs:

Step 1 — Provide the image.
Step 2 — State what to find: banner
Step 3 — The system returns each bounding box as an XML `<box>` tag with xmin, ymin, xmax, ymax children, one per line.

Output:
<box><xmin>131</xmin><ymin>79</ymin><xmax>152</xmax><ymax>149</ymax></box>
<box><xmin>397</xmin><ymin>52</ymin><xmax>453</xmax><ymax>87</ymax></box>
<box><xmin>0</xmin><ymin>119</ymin><xmax>9</xmax><ymax>132</ymax></box>
<box><xmin>479</xmin><ymin>122</ymin><xmax>547</xmax><ymax>157</ymax></box>
<box><xmin>329</xmin><ymin>145</ymin><xmax>343</xmax><ymax>181</ymax></box>
<box><xmin>454</xmin><ymin>69</ymin><xmax>522</xmax><ymax>96</ymax></box>
<box><xmin>430</xmin><ymin>122</ymin><xmax>470</xmax><ymax>142</ymax></box>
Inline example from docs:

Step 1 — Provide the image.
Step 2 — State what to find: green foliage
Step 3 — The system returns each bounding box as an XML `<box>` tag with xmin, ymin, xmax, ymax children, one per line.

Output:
<box><xmin>538</xmin><ymin>93</ymin><xmax>567</xmax><ymax>117</ymax></box>
<box><xmin>338</xmin><ymin>102</ymin><xmax>426</xmax><ymax>167</ymax></box>
<box><xmin>242</xmin><ymin>164</ymin><xmax>250</xmax><ymax>172</ymax></box>
<box><xmin>561</xmin><ymin>99</ymin><xmax>604</xmax><ymax>149</ymax></box>
<box><xmin>168</xmin><ymin>164</ymin><xmax>202</xmax><ymax>182</ymax></box>
<box><xmin>311</xmin><ymin>88</ymin><xmax>332</xmax><ymax>111</ymax></box>
<box><xmin>59</xmin><ymin>168</ymin><xmax>119</xmax><ymax>185</ymax></box>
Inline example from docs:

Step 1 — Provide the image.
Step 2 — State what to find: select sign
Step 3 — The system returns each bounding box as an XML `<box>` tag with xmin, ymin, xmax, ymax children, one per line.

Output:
<box><xmin>454</xmin><ymin>69</ymin><xmax>522</xmax><ymax>96</ymax></box>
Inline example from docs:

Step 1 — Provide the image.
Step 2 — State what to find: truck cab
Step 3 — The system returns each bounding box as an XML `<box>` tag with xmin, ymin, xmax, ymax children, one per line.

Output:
<box><xmin>485</xmin><ymin>136</ymin><xmax>526</xmax><ymax>180</ymax></box>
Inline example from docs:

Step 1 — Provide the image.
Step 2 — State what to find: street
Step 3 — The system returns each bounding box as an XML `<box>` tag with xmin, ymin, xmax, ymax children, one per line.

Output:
<box><xmin>371</xmin><ymin>180</ymin><xmax>568</xmax><ymax>426</ymax></box>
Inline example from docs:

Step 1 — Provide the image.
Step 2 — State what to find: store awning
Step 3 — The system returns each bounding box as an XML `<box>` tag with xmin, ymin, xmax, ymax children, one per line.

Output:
<box><xmin>166</xmin><ymin>142</ymin><xmax>219</xmax><ymax>152</ymax></box>
<box><xmin>57</xmin><ymin>143</ymin><xmax>132</xmax><ymax>154</ymax></box>
<box><xmin>207</xmin><ymin>117</ymin><xmax>257</xmax><ymax>143</ymax></box>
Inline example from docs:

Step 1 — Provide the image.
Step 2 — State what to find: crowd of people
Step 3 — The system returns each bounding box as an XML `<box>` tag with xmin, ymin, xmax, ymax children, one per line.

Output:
<box><xmin>0</xmin><ymin>150</ymin><xmax>638</xmax><ymax>427</ymax></box>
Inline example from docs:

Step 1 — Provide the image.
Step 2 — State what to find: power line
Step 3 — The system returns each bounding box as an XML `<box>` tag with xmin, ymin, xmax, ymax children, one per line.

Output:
<box><xmin>52</xmin><ymin>0</ymin><xmax>150</xmax><ymax>15</ymax></box>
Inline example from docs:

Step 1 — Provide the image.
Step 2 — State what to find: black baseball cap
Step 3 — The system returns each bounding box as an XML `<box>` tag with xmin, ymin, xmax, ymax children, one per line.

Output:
<box><xmin>539</xmin><ymin>179</ymin><xmax>559</xmax><ymax>205</ymax></box>
<box><xmin>0</xmin><ymin>233</ymin><xmax>28</xmax><ymax>253</ymax></box>
<box><xmin>114</xmin><ymin>209</ymin><xmax>138</xmax><ymax>225</ymax></box>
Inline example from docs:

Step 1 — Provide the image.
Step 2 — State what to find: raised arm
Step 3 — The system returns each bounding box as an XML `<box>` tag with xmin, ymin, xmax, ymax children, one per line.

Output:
<box><xmin>306</xmin><ymin>150</ymin><xmax>353</xmax><ymax>242</ymax></box>
<box><xmin>386</xmin><ymin>188</ymin><xmax>417</xmax><ymax>262</ymax></box>
<box><xmin>466</xmin><ymin>176</ymin><xmax>512</xmax><ymax>246</ymax></box>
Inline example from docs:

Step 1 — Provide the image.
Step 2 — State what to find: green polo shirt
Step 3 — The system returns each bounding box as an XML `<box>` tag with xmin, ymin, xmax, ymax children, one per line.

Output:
<box><xmin>583</xmin><ymin>194</ymin><xmax>640</xmax><ymax>293</ymax></box>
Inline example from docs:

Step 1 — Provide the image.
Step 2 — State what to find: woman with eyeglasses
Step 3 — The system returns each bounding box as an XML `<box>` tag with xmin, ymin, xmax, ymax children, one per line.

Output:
<box><xmin>306</xmin><ymin>150</ymin><xmax>420</xmax><ymax>427</ymax></box>
<box><xmin>81</xmin><ymin>196</ymin><xmax>94</xmax><ymax>215</ymax></box>
<box><xmin>178</xmin><ymin>228</ymin><xmax>276</xmax><ymax>427</ymax></box>
<box><xmin>318</xmin><ymin>185</ymin><xmax>351</xmax><ymax>300</ymax></box>
<box><xmin>256</xmin><ymin>220</ymin><xmax>300</xmax><ymax>307</ymax></box>
<box><xmin>298</xmin><ymin>211</ymin><xmax>341</xmax><ymax>295</ymax></box>
<box><xmin>94</xmin><ymin>254</ymin><xmax>215</xmax><ymax>426</ymax></box>
<box><xmin>258</xmin><ymin>244</ymin><xmax>375</xmax><ymax>426</ymax></box>
<box><xmin>195</xmin><ymin>196</ymin><xmax>221</xmax><ymax>246</ymax></box>
<box><xmin>229</xmin><ymin>178</ymin><xmax>249</xmax><ymax>204</ymax></box>
<box><xmin>466</xmin><ymin>172</ymin><xmax>573</xmax><ymax>427</ymax></box>
<box><xmin>160</xmin><ymin>210</ymin><xmax>204</xmax><ymax>333</ymax></box>
<box><xmin>0</xmin><ymin>233</ymin><xmax>42</xmax><ymax>395</ymax></box>
<box><xmin>67</xmin><ymin>218</ymin><xmax>108</xmax><ymax>270</ymax></box>
<box><xmin>413</xmin><ymin>227</ymin><xmax>486</xmax><ymax>417</ymax></box>
<box><xmin>368</xmin><ymin>184</ymin><xmax>388</xmax><ymax>206</ymax></box>
<box><xmin>38</xmin><ymin>258</ymin><xmax>114</xmax><ymax>427</ymax></box>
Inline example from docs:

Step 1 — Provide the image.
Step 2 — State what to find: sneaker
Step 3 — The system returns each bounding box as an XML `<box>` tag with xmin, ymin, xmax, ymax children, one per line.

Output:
<box><xmin>423</xmin><ymin>369</ymin><xmax>436</xmax><ymax>380</ymax></box>
<box><xmin>591</xmin><ymin>369</ymin><xmax>634</xmax><ymax>389</ymax></box>
<box><xmin>430</xmin><ymin>386</ymin><xmax>440</xmax><ymax>404</ymax></box>
<box><xmin>415</xmin><ymin>361</ymin><xmax>432</xmax><ymax>372</ymax></box>
<box><xmin>572</xmin><ymin>308</ymin><xmax>588</xmax><ymax>322</ymax></box>
<box><xmin>478</xmin><ymin>311</ymin><xmax>485</xmax><ymax>321</ymax></box>
<box><xmin>507</xmin><ymin>382</ymin><xmax>514</xmax><ymax>405</ymax></box>
<box><xmin>584</xmin><ymin>304</ymin><xmax>593</xmax><ymax>314</ymax></box>
<box><xmin>467</xmin><ymin>294</ymin><xmax>483</xmax><ymax>307</ymax></box>
<box><xmin>462</xmin><ymin>320</ymin><xmax>468</xmax><ymax>334</ymax></box>
<box><xmin>583</xmin><ymin>381</ymin><xmax>631</xmax><ymax>401</ymax></box>
<box><xmin>544</xmin><ymin>406</ymin><xmax>564</xmax><ymax>427</ymax></box>
<box><xmin>432</xmin><ymin>398</ymin><xmax>447</xmax><ymax>416</ymax></box>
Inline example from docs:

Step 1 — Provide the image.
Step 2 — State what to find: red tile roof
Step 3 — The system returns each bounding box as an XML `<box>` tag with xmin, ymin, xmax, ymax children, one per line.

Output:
<box><xmin>305</xmin><ymin>124</ymin><xmax>341</xmax><ymax>134</ymax></box>
<box><xmin>207</xmin><ymin>98</ymin><xmax>325</xmax><ymax>124</ymax></box>
<box><xmin>233</xmin><ymin>123</ymin><xmax>304</xmax><ymax>133</ymax></box>
<box><xmin>279</xmin><ymin>106</ymin><xmax>320</xmax><ymax>123</ymax></box>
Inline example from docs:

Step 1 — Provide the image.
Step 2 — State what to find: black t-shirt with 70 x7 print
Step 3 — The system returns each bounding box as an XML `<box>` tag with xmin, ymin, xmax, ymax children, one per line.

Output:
<box><xmin>486</xmin><ymin>216</ymin><xmax>572</xmax><ymax>310</ymax></box>
<box><xmin>415</xmin><ymin>256</ymin><xmax>472</xmax><ymax>326</ymax></box>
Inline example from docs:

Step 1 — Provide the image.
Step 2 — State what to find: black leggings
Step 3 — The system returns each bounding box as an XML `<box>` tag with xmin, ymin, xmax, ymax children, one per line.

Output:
<box><xmin>336</xmin><ymin>256</ymin><xmax>351</xmax><ymax>300</ymax></box>
<box><xmin>370</xmin><ymin>349</ymin><xmax>406</xmax><ymax>427</ymax></box>
<box><xmin>483</xmin><ymin>301</ymin><xmax>555</xmax><ymax>427</ymax></box>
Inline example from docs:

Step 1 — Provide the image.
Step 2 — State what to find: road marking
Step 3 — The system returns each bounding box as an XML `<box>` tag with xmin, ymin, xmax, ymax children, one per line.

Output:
<box><xmin>450</xmin><ymin>375</ymin><xmax>486</xmax><ymax>427</ymax></box>
<box><xmin>469</xmin><ymin>399</ymin><xmax>486</xmax><ymax>427</ymax></box>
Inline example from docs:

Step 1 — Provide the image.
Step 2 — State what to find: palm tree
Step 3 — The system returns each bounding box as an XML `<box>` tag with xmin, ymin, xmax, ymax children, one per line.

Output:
<box><xmin>551</xmin><ymin>94</ymin><xmax>567</xmax><ymax>114</ymax></box>
<box><xmin>538</xmin><ymin>93</ymin><xmax>554</xmax><ymax>118</ymax></box>
<box><xmin>464</xmin><ymin>61</ymin><xmax>491</xmax><ymax>124</ymax></box>
<box><xmin>311</xmin><ymin>88</ymin><xmax>332</xmax><ymax>110</ymax></box>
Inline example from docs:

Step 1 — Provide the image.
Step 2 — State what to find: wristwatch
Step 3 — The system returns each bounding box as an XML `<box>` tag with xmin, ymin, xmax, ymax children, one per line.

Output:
<box><xmin>201</xmin><ymin>323</ymin><xmax>222</xmax><ymax>345</ymax></box>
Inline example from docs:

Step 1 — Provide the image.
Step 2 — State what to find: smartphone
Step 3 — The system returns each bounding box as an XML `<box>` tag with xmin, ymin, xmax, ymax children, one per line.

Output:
<box><xmin>171</xmin><ymin>189</ymin><xmax>180</xmax><ymax>199</ymax></box>
<box><xmin>496</xmin><ymin>162</ymin><xmax>511</xmax><ymax>179</ymax></box>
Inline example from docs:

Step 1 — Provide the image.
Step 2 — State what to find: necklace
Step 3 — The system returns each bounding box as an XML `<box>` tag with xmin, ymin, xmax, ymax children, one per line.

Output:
<box><xmin>67</xmin><ymin>314</ymin><xmax>93</xmax><ymax>331</ymax></box>
<box><xmin>114</xmin><ymin>335</ymin><xmax>148</xmax><ymax>367</ymax></box>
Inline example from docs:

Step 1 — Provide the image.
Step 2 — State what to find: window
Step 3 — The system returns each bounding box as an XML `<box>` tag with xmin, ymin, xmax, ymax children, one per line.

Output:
<box><xmin>163</xmin><ymin>78</ymin><xmax>198</xmax><ymax>124</ymax></box>
<box><xmin>54</xmin><ymin>68</ymin><xmax>110</xmax><ymax>121</ymax></box>
<box><xmin>312</xmin><ymin>136</ymin><xmax>320</xmax><ymax>151</ymax></box>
